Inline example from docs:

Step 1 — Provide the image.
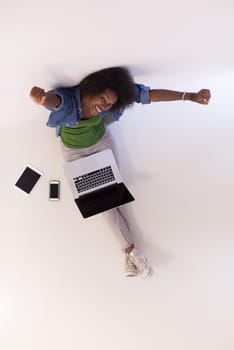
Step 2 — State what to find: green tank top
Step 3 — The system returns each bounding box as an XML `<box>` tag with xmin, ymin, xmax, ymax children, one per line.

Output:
<box><xmin>60</xmin><ymin>115</ymin><xmax>105</xmax><ymax>148</ymax></box>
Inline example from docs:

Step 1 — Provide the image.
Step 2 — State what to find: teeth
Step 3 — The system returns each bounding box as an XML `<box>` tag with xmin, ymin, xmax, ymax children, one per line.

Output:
<box><xmin>96</xmin><ymin>106</ymin><xmax>102</xmax><ymax>113</ymax></box>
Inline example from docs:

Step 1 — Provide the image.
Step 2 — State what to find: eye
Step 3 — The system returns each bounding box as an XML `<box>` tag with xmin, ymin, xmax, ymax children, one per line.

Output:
<box><xmin>100</xmin><ymin>95</ymin><xmax>113</xmax><ymax>108</ymax></box>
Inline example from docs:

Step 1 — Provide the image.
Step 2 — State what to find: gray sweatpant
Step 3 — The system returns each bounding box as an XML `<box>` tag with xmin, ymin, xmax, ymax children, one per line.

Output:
<box><xmin>60</xmin><ymin>130</ymin><xmax>134</xmax><ymax>249</ymax></box>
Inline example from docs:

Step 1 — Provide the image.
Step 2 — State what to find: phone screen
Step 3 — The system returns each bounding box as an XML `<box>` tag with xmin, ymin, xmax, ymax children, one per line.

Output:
<box><xmin>50</xmin><ymin>182</ymin><xmax>60</xmax><ymax>199</ymax></box>
<box><xmin>15</xmin><ymin>166</ymin><xmax>42</xmax><ymax>194</ymax></box>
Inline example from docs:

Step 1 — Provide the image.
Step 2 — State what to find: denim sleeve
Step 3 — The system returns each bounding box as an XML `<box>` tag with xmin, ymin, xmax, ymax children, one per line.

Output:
<box><xmin>134</xmin><ymin>83</ymin><xmax>151</xmax><ymax>104</ymax></box>
<box><xmin>46</xmin><ymin>88</ymin><xmax>73</xmax><ymax>113</ymax></box>
<box><xmin>100</xmin><ymin>109</ymin><xmax>124</xmax><ymax>121</ymax></box>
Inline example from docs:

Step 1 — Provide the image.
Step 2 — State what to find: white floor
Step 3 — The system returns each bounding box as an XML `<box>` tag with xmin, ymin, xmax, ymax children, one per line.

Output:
<box><xmin>1</xmin><ymin>1</ymin><xmax>234</xmax><ymax>349</ymax></box>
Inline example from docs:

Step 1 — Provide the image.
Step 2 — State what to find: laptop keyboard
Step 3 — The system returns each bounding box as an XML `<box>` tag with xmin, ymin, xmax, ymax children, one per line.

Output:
<box><xmin>73</xmin><ymin>166</ymin><xmax>115</xmax><ymax>193</ymax></box>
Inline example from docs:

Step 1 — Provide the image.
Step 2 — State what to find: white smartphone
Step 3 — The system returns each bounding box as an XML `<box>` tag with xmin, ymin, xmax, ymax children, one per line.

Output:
<box><xmin>49</xmin><ymin>180</ymin><xmax>60</xmax><ymax>201</ymax></box>
<box><xmin>15</xmin><ymin>165</ymin><xmax>43</xmax><ymax>195</ymax></box>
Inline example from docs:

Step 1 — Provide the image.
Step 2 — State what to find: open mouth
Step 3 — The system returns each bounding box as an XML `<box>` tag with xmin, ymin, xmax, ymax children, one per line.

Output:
<box><xmin>95</xmin><ymin>105</ymin><xmax>102</xmax><ymax>113</ymax></box>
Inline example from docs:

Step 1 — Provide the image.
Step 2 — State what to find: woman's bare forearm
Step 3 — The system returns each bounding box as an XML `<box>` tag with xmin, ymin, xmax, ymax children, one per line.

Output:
<box><xmin>149</xmin><ymin>89</ymin><xmax>211</xmax><ymax>104</ymax></box>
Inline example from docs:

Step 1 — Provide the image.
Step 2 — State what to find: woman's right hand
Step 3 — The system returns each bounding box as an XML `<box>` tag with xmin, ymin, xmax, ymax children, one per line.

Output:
<box><xmin>30</xmin><ymin>86</ymin><xmax>47</xmax><ymax>105</ymax></box>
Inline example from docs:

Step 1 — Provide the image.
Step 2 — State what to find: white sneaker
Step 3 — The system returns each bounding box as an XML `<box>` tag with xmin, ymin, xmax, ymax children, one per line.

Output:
<box><xmin>129</xmin><ymin>249</ymin><xmax>153</xmax><ymax>278</ymax></box>
<box><xmin>124</xmin><ymin>253</ymin><xmax>138</xmax><ymax>277</ymax></box>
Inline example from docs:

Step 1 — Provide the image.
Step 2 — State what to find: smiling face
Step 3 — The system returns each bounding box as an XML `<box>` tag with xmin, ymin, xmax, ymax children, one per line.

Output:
<box><xmin>81</xmin><ymin>89</ymin><xmax>118</xmax><ymax>118</ymax></box>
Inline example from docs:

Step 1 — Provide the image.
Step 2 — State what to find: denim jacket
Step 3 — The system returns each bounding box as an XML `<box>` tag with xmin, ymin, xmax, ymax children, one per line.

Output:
<box><xmin>46</xmin><ymin>83</ymin><xmax>151</xmax><ymax>136</ymax></box>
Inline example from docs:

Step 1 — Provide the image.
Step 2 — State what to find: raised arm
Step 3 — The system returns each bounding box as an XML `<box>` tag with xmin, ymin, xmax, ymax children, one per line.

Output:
<box><xmin>30</xmin><ymin>86</ymin><xmax>61</xmax><ymax>108</ymax></box>
<box><xmin>149</xmin><ymin>89</ymin><xmax>211</xmax><ymax>105</ymax></box>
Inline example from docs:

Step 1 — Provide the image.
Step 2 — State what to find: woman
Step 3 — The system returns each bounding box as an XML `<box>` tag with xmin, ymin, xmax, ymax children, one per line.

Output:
<box><xmin>30</xmin><ymin>66</ymin><xmax>211</xmax><ymax>278</ymax></box>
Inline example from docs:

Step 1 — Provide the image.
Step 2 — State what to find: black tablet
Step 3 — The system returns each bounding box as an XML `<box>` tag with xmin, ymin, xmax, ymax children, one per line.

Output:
<box><xmin>15</xmin><ymin>165</ymin><xmax>42</xmax><ymax>194</ymax></box>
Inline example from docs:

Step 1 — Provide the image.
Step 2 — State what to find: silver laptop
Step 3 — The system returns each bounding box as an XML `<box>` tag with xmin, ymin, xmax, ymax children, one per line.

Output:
<box><xmin>63</xmin><ymin>149</ymin><xmax>134</xmax><ymax>218</ymax></box>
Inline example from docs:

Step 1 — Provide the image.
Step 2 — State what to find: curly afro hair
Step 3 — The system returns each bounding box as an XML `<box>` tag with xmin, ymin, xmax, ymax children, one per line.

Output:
<box><xmin>79</xmin><ymin>66</ymin><xmax>135</xmax><ymax>112</ymax></box>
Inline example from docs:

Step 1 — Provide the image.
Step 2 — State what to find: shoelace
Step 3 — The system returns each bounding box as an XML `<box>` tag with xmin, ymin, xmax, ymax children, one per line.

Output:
<box><xmin>125</xmin><ymin>254</ymin><xmax>137</xmax><ymax>270</ymax></box>
<box><xmin>130</xmin><ymin>252</ymin><xmax>147</xmax><ymax>272</ymax></box>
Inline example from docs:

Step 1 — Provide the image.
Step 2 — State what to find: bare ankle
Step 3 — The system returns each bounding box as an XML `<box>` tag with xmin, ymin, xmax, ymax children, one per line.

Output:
<box><xmin>125</xmin><ymin>244</ymin><xmax>134</xmax><ymax>254</ymax></box>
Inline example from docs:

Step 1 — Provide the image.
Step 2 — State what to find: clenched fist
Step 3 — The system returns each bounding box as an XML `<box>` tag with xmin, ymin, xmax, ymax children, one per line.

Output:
<box><xmin>194</xmin><ymin>89</ymin><xmax>211</xmax><ymax>105</ymax></box>
<box><xmin>29</xmin><ymin>86</ymin><xmax>61</xmax><ymax>108</ymax></box>
<box><xmin>30</xmin><ymin>86</ymin><xmax>47</xmax><ymax>105</ymax></box>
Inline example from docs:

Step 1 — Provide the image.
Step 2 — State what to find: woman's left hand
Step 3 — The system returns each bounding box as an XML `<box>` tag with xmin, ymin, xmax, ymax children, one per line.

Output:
<box><xmin>194</xmin><ymin>89</ymin><xmax>211</xmax><ymax>104</ymax></box>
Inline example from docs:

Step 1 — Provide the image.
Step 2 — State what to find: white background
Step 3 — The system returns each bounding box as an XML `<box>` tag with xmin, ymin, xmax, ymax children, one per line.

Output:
<box><xmin>1</xmin><ymin>0</ymin><xmax>234</xmax><ymax>349</ymax></box>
